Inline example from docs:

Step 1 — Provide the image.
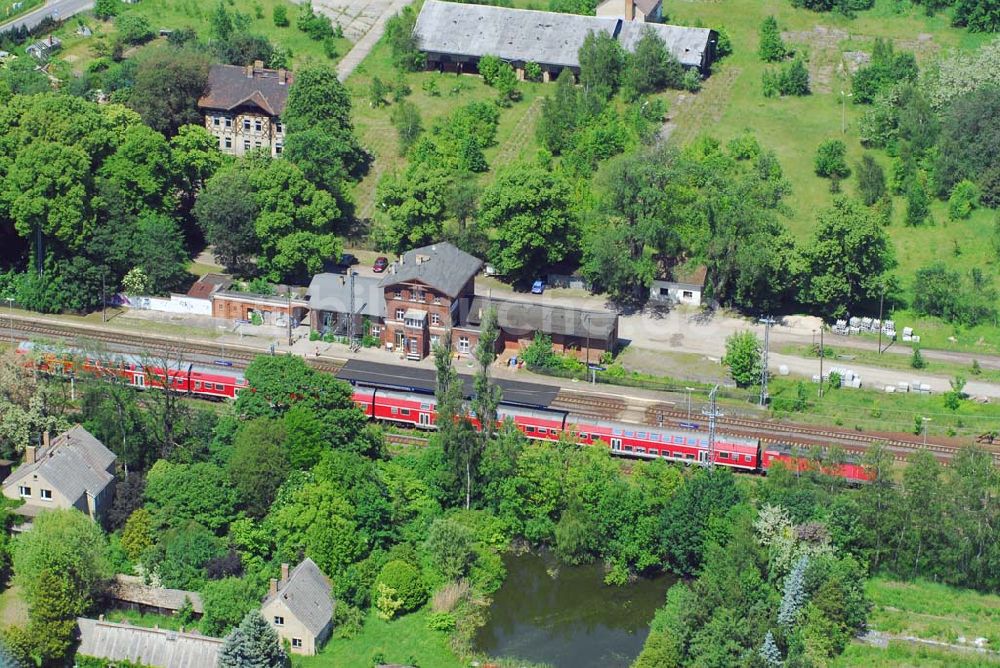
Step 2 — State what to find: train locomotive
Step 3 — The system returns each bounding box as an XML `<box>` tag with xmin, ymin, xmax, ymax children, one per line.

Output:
<box><xmin>15</xmin><ymin>342</ymin><xmax>868</xmax><ymax>483</ymax></box>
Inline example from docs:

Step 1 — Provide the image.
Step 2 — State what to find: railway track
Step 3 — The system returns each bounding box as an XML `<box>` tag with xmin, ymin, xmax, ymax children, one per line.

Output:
<box><xmin>5</xmin><ymin>314</ymin><xmax>345</xmax><ymax>375</ymax></box>
<box><xmin>550</xmin><ymin>392</ymin><xmax>625</xmax><ymax>420</ymax></box>
<box><xmin>386</xmin><ymin>432</ymin><xmax>430</xmax><ymax>447</ymax></box>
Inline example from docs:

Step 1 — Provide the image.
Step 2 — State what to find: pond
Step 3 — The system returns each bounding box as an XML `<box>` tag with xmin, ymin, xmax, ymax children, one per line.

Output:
<box><xmin>475</xmin><ymin>551</ymin><xmax>675</xmax><ymax>668</ymax></box>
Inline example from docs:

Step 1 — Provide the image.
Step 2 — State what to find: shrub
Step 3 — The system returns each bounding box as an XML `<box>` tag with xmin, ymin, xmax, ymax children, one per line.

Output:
<box><xmin>779</xmin><ymin>58</ymin><xmax>810</xmax><ymax>95</ymax></box>
<box><xmin>273</xmin><ymin>4</ymin><xmax>289</xmax><ymax>26</ymax></box>
<box><xmin>905</xmin><ymin>178</ymin><xmax>931</xmax><ymax>226</ymax></box>
<box><xmin>115</xmin><ymin>13</ymin><xmax>154</xmax><ymax>45</ymax></box>
<box><xmin>427</xmin><ymin>612</ymin><xmax>457</xmax><ymax>632</ymax></box>
<box><xmin>683</xmin><ymin>69</ymin><xmax>702</xmax><ymax>92</ymax></box>
<box><xmin>758</xmin><ymin>16</ymin><xmax>786</xmax><ymax>62</ymax></box>
<box><xmin>94</xmin><ymin>0</ymin><xmax>122</xmax><ymax>19</ymax></box>
<box><xmin>524</xmin><ymin>61</ymin><xmax>543</xmax><ymax>82</ymax></box>
<box><xmin>814</xmin><ymin>139</ymin><xmax>850</xmax><ymax>179</ymax></box>
<box><xmin>948</xmin><ymin>180</ymin><xmax>980</xmax><ymax>220</ymax></box>
<box><xmin>478</xmin><ymin>54</ymin><xmax>503</xmax><ymax>85</ymax></box>
<box><xmin>373</xmin><ymin>560</ymin><xmax>426</xmax><ymax>617</ymax></box>
<box><xmin>911</xmin><ymin>346</ymin><xmax>926</xmax><ymax>369</ymax></box>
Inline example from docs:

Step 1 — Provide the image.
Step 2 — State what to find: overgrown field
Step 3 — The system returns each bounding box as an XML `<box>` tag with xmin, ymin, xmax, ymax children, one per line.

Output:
<box><xmin>663</xmin><ymin>0</ymin><xmax>997</xmax><ymax>305</ymax></box>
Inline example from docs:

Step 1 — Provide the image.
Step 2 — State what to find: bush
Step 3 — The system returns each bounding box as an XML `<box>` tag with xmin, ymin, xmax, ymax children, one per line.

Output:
<box><xmin>779</xmin><ymin>58</ymin><xmax>810</xmax><ymax>95</ymax></box>
<box><xmin>723</xmin><ymin>330</ymin><xmax>762</xmax><ymax>388</ymax></box>
<box><xmin>682</xmin><ymin>69</ymin><xmax>702</xmax><ymax>92</ymax></box>
<box><xmin>94</xmin><ymin>0</ymin><xmax>121</xmax><ymax>20</ymax></box>
<box><xmin>273</xmin><ymin>4</ymin><xmax>289</xmax><ymax>27</ymax></box>
<box><xmin>758</xmin><ymin>16</ymin><xmax>786</xmax><ymax>62</ymax></box>
<box><xmin>948</xmin><ymin>180</ymin><xmax>980</xmax><ymax>220</ymax></box>
<box><xmin>524</xmin><ymin>61</ymin><xmax>542</xmax><ymax>82</ymax></box>
<box><xmin>478</xmin><ymin>54</ymin><xmax>503</xmax><ymax>85</ymax></box>
<box><xmin>814</xmin><ymin>139</ymin><xmax>849</xmax><ymax>179</ymax></box>
<box><xmin>911</xmin><ymin>346</ymin><xmax>926</xmax><ymax>369</ymax></box>
<box><xmin>427</xmin><ymin>612</ymin><xmax>457</xmax><ymax>632</ymax></box>
<box><xmin>373</xmin><ymin>560</ymin><xmax>426</xmax><ymax>618</ymax></box>
<box><xmin>297</xmin><ymin>3</ymin><xmax>337</xmax><ymax>40</ymax></box>
<box><xmin>115</xmin><ymin>13</ymin><xmax>154</xmax><ymax>45</ymax></box>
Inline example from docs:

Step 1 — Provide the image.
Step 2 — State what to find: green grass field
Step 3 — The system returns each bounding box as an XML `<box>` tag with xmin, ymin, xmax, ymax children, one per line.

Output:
<box><xmin>835</xmin><ymin>641</ymin><xmax>1000</xmax><ymax>667</ymax></box>
<box><xmin>662</xmin><ymin>0</ymin><xmax>997</xmax><ymax>305</ymax></box>
<box><xmin>298</xmin><ymin>609</ymin><xmax>463</xmax><ymax>668</ymax></box>
<box><xmin>344</xmin><ymin>35</ymin><xmax>547</xmax><ymax>221</ymax></box>
<box><xmin>779</xmin><ymin>342</ymin><xmax>1000</xmax><ymax>383</ymax></box>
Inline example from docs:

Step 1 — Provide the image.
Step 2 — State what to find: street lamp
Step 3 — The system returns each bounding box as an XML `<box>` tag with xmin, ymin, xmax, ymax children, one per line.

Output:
<box><xmin>685</xmin><ymin>387</ymin><xmax>695</xmax><ymax>420</ymax></box>
<box><xmin>841</xmin><ymin>91</ymin><xmax>853</xmax><ymax>134</ymax></box>
<box><xmin>922</xmin><ymin>417</ymin><xmax>932</xmax><ymax>446</ymax></box>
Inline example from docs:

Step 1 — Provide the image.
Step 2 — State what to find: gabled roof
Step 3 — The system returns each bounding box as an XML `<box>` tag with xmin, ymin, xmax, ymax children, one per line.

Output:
<box><xmin>3</xmin><ymin>425</ymin><xmax>115</xmax><ymax>505</ymax></box>
<box><xmin>380</xmin><ymin>242</ymin><xmax>483</xmax><ymax>298</ymax></box>
<box><xmin>261</xmin><ymin>558</ymin><xmax>333</xmax><ymax>637</ymax></box>
<box><xmin>77</xmin><ymin>617</ymin><xmax>223</xmax><ymax>667</ymax></box>
<box><xmin>109</xmin><ymin>575</ymin><xmax>205</xmax><ymax>614</ymax></box>
<box><xmin>307</xmin><ymin>273</ymin><xmax>387</xmax><ymax>318</ymax></box>
<box><xmin>198</xmin><ymin>64</ymin><xmax>293</xmax><ymax>116</ymax></box>
<box><xmin>413</xmin><ymin>0</ymin><xmax>712</xmax><ymax>69</ymax></box>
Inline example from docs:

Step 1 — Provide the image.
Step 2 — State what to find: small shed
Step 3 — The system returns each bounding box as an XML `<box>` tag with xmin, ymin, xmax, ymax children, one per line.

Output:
<box><xmin>26</xmin><ymin>36</ymin><xmax>61</xmax><ymax>60</ymax></box>
<box><xmin>650</xmin><ymin>265</ymin><xmax>707</xmax><ymax>306</ymax></box>
<box><xmin>108</xmin><ymin>575</ymin><xmax>205</xmax><ymax>617</ymax></box>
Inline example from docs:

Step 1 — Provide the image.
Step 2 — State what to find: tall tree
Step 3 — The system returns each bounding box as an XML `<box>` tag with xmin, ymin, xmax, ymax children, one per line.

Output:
<box><xmin>470</xmin><ymin>307</ymin><xmax>502</xmax><ymax>510</ymax></box>
<box><xmin>479</xmin><ymin>165</ymin><xmax>578</xmax><ymax>286</ymax></box>
<box><xmin>536</xmin><ymin>68</ymin><xmax>580</xmax><ymax>154</ymax></box>
<box><xmin>433</xmin><ymin>334</ymin><xmax>476</xmax><ymax>508</ymax></box>
<box><xmin>127</xmin><ymin>47</ymin><xmax>210</xmax><ymax>137</ymax></box>
<box><xmin>578</xmin><ymin>31</ymin><xmax>624</xmax><ymax>104</ymax></box>
<box><xmin>758</xmin><ymin>16</ymin><xmax>787</xmax><ymax>62</ymax></box>
<box><xmin>855</xmin><ymin>154</ymin><xmax>887</xmax><ymax>206</ymax></box>
<box><xmin>194</xmin><ymin>166</ymin><xmax>260</xmax><ymax>274</ymax></box>
<box><xmin>373</xmin><ymin>163</ymin><xmax>451</xmax><ymax>254</ymax></box>
<box><xmin>623</xmin><ymin>28</ymin><xmax>683</xmax><ymax>99</ymax></box>
<box><xmin>218</xmin><ymin>610</ymin><xmax>288</xmax><ymax>668</ymax></box>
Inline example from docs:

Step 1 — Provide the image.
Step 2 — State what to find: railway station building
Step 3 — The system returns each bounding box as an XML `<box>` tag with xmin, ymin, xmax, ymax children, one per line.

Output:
<box><xmin>304</xmin><ymin>242</ymin><xmax>620</xmax><ymax>362</ymax></box>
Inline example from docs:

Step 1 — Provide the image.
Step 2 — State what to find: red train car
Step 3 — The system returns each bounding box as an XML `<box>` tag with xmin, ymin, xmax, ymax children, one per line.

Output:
<box><xmin>761</xmin><ymin>444</ymin><xmax>871</xmax><ymax>484</ymax></box>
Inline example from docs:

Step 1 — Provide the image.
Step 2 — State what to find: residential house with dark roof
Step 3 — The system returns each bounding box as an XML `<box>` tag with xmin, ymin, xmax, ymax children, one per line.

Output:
<box><xmin>2</xmin><ymin>425</ymin><xmax>116</xmax><ymax>526</ymax></box>
<box><xmin>262</xmin><ymin>560</ymin><xmax>334</xmax><ymax>656</ymax></box>
<box><xmin>412</xmin><ymin>0</ymin><xmax>715</xmax><ymax>79</ymax></box>
<box><xmin>77</xmin><ymin>616</ymin><xmax>223</xmax><ymax>667</ymax></box>
<box><xmin>198</xmin><ymin>61</ymin><xmax>292</xmax><ymax>157</ymax></box>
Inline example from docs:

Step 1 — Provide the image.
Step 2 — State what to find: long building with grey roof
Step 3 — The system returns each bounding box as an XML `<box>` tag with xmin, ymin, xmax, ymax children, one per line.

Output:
<box><xmin>412</xmin><ymin>0</ymin><xmax>715</xmax><ymax>77</ymax></box>
<box><xmin>77</xmin><ymin>617</ymin><xmax>223</xmax><ymax>668</ymax></box>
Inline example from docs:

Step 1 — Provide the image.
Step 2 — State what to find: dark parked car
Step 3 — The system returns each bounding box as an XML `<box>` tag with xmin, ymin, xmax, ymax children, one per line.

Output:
<box><xmin>373</xmin><ymin>256</ymin><xmax>389</xmax><ymax>273</ymax></box>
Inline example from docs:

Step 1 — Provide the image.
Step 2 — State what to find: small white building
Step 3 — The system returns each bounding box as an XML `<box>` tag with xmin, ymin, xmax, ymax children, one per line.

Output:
<box><xmin>650</xmin><ymin>265</ymin><xmax>707</xmax><ymax>307</ymax></box>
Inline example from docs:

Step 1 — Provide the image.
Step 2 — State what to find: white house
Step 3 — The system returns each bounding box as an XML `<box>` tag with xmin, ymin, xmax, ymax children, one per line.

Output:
<box><xmin>650</xmin><ymin>265</ymin><xmax>707</xmax><ymax>307</ymax></box>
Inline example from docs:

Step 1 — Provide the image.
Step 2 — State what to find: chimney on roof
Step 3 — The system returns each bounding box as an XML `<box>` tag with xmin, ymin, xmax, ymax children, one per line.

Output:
<box><xmin>47</xmin><ymin>35</ymin><xmax>53</xmax><ymax>46</ymax></box>
<box><xmin>25</xmin><ymin>446</ymin><xmax>35</xmax><ymax>465</ymax></box>
<box><xmin>280</xmin><ymin>563</ymin><xmax>289</xmax><ymax>584</ymax></box>
<box><xmin>278</xmin><ymin>68</ymin><xmax>287</xmax><ymax>85</ymax></box>
<box><xmin>625</xmin><ymin>0</ymin><xmax>635</xmax><ymax>20</ymax></box>
<box><xmin>98</xmin><ymin>614</ymin><xmax>104</xmax><ymax>622</ymax></box>
<box><xmin>254</xmin><ymin>59</ymin><xmax>264</xmax><ymax>71</ymax></box>
<box><xmin>246</xmin><ymin>64</ymin><xmax>253</xmax><ymax>79</ymax></box>
<box><xmin>42</xmin><ymin>431</ymin><xmax>49</xmax><ymax>448</ymax></box>
<box><xmin>269</xmin><ymin>578</ymin><xmax>278</xmax><ymax>595</ymax></box>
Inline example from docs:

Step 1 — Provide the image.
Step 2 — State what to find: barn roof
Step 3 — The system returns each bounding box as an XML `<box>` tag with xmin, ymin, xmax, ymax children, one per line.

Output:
<box><xmin>77</xmin><ymin>618</ymin><xmax>223</xmax><ymax>668</ymax></box>
<box><xmin>109</xmin><ymin>575</ymin><xmax>205</xmax><ymax>614</ymax></box>
<box><xmin>413</xmin><ymin>0</ymin><xmax>712</xmax><ymax>69</ymax></box>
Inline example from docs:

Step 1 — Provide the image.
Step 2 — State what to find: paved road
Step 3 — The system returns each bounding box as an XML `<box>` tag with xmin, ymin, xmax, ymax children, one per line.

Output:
<box><xmin>0</xmin><ymin>0</ymin><xmax>92</xmax><ymax>33</ymax></box>
<box><xmin>333</xmin><ymin>0</ymin><xmax>410</xmax><ymax>82</ymax></box>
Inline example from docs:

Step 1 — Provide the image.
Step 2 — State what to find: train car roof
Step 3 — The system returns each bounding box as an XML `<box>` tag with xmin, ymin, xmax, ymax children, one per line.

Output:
<box><xmin>336</xmin><ymin>359</ymin><xmax>559</xmax><ymax>409</ymax></box>
<box><xmin>577</xmin><ymin>416</ymin><xmax>759</xmax><ymax>449</ymax></box>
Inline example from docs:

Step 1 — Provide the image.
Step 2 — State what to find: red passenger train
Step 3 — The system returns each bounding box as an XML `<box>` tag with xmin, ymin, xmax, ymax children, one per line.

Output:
<box><xmin>16</xmin><ymin>343</ymin><xmax>868</xmax><ymax>482</ymax></box>
<box><xmin>15</xmin><ymin>341</ymin><xmax>248</xmax><ymax>400</ymax></box>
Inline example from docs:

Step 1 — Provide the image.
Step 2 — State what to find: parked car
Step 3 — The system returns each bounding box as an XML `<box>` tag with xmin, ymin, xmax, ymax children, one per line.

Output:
<box><xmin>372</xmin><ymin>256</ymin><xmax>389</xmax><ymax>273</ymax></box>
<box><xmin>531</xmin><ymin>280</ymin><xmax>545</xmax><ymax>294</ymax></box>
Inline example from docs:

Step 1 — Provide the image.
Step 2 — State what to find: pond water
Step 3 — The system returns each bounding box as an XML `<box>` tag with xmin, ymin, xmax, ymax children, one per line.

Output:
<box><xmin>475</xmin><ymin>551</ymin><xmax>675</xmax><ymax>668</ymax></box>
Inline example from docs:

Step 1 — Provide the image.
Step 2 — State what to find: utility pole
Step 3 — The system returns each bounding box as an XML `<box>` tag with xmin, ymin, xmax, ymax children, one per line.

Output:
<box><xmin>6</xmin><ymin>297</ymin><xmax>13</xmax><ymax>343</ymax></box>
<box><xmin>685</xmin><ymin>387</ymin><xmax>695</xmax><ymax>420</ymax></box>
<box><xmin>759</xmin><ymin>316</ymin><xmax>775</xmax><ymax>407</ymax></box>
<box><xmin>819</xmin><ymin>327</ymin><xmax>825</xmax><ymax>398</ymax></box>
<box><xmin>348</xmin><ymin>271</ymin><xmax>358</xmax><ymax>352</ymax></box>
<box><xmin>922</xmin><ymin>417</ymin><xmax>931</xmax><ymax>446</ymax></box>
<box><xmin>286</xmin><ymin>289</ymin><xmax>293</xmax><ymax>348</ymax></box>
<box><xmin>877</xmin><ymin>285</ymin><xmax>885</xmax><ymax>355</ymax></box>
<box><xmin>102</xmin><ymin>273</ymin><xmax>107</xmax><ymax>323</ymax></box>
<box><xmin>702</xmin><ymin>385</ymin><xmax>721</xmax><ymax>468</ymax></box>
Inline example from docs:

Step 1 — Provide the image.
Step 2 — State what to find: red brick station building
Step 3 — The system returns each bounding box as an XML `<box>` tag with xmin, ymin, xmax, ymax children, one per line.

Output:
<box><xmin>209</xmin><ymin>243</ymin><xmax>619</xmax><ymax>362</ymax></box>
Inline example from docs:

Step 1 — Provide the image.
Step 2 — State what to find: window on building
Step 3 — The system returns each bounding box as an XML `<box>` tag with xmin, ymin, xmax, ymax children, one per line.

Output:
<box><xmin>394</xmin><ymin>289</ymin><xmax>402</xmax><ymax>299</ymax></box>
<box><xmin>273</xmin><ymin>616</ymin><xmax>284</xmax><ymax>626</ymax></box>
<box><xmin>275</xmin><ymin>121</ymin><xmax>283</xmax><ymax>133</ymax></box>
<box><xmin>683</xmin><ymin>290</ymin><xmax>694</xmax><ymax>299</ymax></box>
<box><xmin>18</xmin><ymin>486</ymin><xmax>30</xmax><ymax>498</ymax></box>
<box><xmin>292</xmin><ymin>638</ymin><xmax>303</xmax><ymax>648</ymax></box>
<box><xmin>395</xmin><ymin>308</ymin><xmax>405</xmax><ymax>320</ymax></box>
<box><xmin>275</xmin><ymin>143</ymin><xmax>283</xmax><ymax>155</ymax></box>
<box><xmin>431</xmin><ymin>313</ymin><xmax>441</xmax><ymax>326</ymax></box>
<box><xmin>244</xmin><ymin>140</ymin><xmax>251</xmax><ymax>151</ymax></box>
<box><xmin>225</xmin><ymin>118</ymin><xmax>232</xmax><ymax>128</ymax></box>
<box><xmin>371</xmin><ymin>325</ymin><xmax>382</xmax><ymax>336</ymax></box>
<box><xmin>243</xmin><ymin>119</ymin><xmax>251</xmax><ymax>130</ymax></box>
<box><xmin>255</xmin><ymin>141</ymin><xmax>261</xmax><ymax>148</ymax></box>
<box><xmin>433</xmin><ymin>296</ymin><xmax>442</xmax><ymax>305</ymax></box>
<box><xmin>213</xmin><ymin>117</ymin><xmax>220</xmax><ymax>126</ymax></box>
<box><xmin>224</xmin><ymin>138</ymin><xmax>232</xmax><ymax>149</ymax></box>
<box><xmin>415</xmin><ymin>290</ymin><xmax>425</xmax><ymax>301</ymax></box>
<box><xmin>458</xmin><ymin>336</ymin><xmax>470</xmax><ymax>353</ymax></box>
<box><xmin>40</xmin><ymin>489</ymin><xmax>52</xmax><ymax>500</ymax></box>
<box><xmin>255</xmin><ymin>120</ymin><xmax>262</xmax><ymax>132</ymax></box>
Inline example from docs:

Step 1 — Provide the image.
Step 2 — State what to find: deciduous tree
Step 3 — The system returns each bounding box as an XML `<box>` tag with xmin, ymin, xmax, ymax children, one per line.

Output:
<box><xmin>128</xmin><ymin>47</ymin><xmax>210</xmax><ymax>137</ymax></box>
<box><xmin>723</xmin><ymin>330</ymin><xmax>762</xmax><ymax>388</ymax></box>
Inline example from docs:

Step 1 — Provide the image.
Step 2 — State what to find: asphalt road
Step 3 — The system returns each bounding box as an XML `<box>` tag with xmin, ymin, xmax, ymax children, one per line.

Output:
<box><xmin>0</xmin><ymin>0</ymin><xmax>92</xmax><ymax>33</ymax></box>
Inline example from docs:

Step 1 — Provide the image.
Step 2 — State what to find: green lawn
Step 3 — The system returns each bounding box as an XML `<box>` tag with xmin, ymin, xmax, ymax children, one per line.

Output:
<box><xmin>344</xmin><ymin>34</ymin><xmax>548</xmax><ymax>221</ymax></box>
<box><xmin>662</xmin><ymin>0</ymin><xmax>998</xmax><ymax>304</ymax></box>
<box><xmin>867</xmin><ymin>578</ymin><xmax>1000</xmax><ymax>650</ymax></box>
<box><xmin>835</xmin><ymin>641</ymin><xmax>1000</xmax><ymax>667</ymax></box>
<box><xmin>298</xmin><ymin>609</ymin><xmax>463</xmax><ymax>668</ymax></box>
<box><xmin>778</xmin><ymin>343</ymin><xmax>1000</xmax><ymax>383</ymax></box>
